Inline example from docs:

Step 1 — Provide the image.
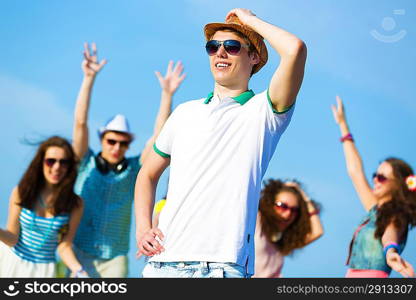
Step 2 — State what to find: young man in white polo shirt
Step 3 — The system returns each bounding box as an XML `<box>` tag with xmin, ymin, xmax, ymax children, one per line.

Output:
<box><xmin>135</xmin><ymin>8</ymin><xmax>307</xmax><ymax>278</ymax></box>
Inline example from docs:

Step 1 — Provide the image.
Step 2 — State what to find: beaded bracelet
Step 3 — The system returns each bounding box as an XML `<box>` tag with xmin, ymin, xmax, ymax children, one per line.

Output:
<box><xmin>340</xmin><ymin>133</ymin><xmax>354</xmax><ymax>143</ymax></box>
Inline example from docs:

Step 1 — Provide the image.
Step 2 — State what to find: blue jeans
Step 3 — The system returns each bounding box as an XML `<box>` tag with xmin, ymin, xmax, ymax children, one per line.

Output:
<box><xmin>142</xmin><ymin>261</ymin><xmax>250</xmax><ymax>278</ymax></box>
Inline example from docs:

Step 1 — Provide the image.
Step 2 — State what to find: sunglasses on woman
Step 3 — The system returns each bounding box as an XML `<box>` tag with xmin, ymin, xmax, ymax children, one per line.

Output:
<box><xmin>274</xmin><ymin>201</ymin><xmax>300</xmax><ymax>214</ymax></box>
<box><xmin>205</xmin><ymin>39</ymin><xmax>250</xmax><ymax>56</ymax></box>
<box><xmin>44</xmin><ymin>158</ymin><xmax>71</xmax><ymax>168</ymax></box>
<box><xmin>106</xmin><ymin>139</ymin><xmax>130</xmax><ymax>148</ymax></box>
<box><xmin>372</xmin><ymin>173</ymin><xmax>389</xmax><ymax>183</ymax></box>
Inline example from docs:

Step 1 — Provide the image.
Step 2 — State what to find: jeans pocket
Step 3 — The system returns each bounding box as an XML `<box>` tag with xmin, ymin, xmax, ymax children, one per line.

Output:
<box><xmin>222</xmin><ymin>263</ymin><xmax>246</xmax><ymax>278</ymax></box>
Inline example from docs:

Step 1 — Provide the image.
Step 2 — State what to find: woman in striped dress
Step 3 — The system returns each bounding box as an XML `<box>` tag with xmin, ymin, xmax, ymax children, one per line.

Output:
<box><xmin>0</xmin><ymin>136</ymin><xmax>88</xmax><ymax>277</ymax></box>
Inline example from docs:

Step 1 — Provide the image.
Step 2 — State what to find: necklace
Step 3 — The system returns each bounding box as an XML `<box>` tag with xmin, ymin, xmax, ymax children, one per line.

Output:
<box><xmin>271</xmin><ymin>232</ymin><xmax>282</xmax><ymax>242</ymax></box>
<box><xmin>39</xmin><ymin>194</ymin><xmax>53</xmax><ymax>209</ymax></box>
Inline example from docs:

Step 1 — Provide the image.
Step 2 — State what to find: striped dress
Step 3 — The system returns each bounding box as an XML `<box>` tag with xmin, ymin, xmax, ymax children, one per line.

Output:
<box><xmin>0</xmin><ymin>208</ymin><xmax>69</xmax><ymax>277</ymax></box>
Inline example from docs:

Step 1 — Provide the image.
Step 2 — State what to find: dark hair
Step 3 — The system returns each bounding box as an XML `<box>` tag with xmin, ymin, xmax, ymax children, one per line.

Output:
<box><xmin>259</xmin><ymin>179</ymin><xmax>320</xmax><ymax>256</ymax></box>
<box><xmin>17</xmin><ymin>136</ymin><xmax>80</xmax><ymax>215</ymax></box>
<box><xmin>375</xmin><ymin>157</ymin><xmax>416</xmax><ymax>238</ymax></box>
<box><xmin>211</xmin><ymin>27</ymin><xmax>258</xmax><ymax>76</ymax></box>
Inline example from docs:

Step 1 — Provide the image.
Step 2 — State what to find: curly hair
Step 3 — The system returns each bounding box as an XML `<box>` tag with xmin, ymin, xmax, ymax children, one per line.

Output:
<box><xmin>259</xmin><ymin>179</ymin><xmax>320</xmax><ymax>256</ymax></box>
<box><xmin>374</xmin><ymin>157</ymin><xmax>416</xmax><ymax>239</ymax></box>
<box><xmin>17</xmin><ymin>136</ymin><xmax>81</xmax><ymax>215</ymax></box>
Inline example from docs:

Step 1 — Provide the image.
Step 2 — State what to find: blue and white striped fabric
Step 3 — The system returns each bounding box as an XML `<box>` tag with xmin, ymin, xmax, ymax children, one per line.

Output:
<box><xmin>12</xmin><ymin>208</ymin><xmax>69</xmax><ymax>263</ymax></box>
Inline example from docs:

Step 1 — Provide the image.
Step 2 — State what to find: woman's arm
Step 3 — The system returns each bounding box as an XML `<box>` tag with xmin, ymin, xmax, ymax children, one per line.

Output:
<box><xmin>286</xmin><ymin>182</ymin><xmax>323</xmax><ymax>245</ymax></box>
<box><xmin>331</xmin><ymin>96</ymin><xmax>377</xmax><ymax>211</ymax></box>
<box><xmin>0</xmin><ymin>187</ymin><xmax>22</xmax><ymax>246</ymax></box>
<box><xmin>382</xmin><ymin>223</ymin><xmax>414</xmax><ymax>278</ymax></box>
<box><xmin>57</xmin><ymin>198</ymin><xmax>88</xmax><ymax>277</ymax></box>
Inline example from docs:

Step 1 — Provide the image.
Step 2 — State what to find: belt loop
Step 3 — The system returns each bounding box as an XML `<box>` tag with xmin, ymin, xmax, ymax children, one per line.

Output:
<box><xmin>201</xmin><ymin>261</ymin><xmax>209</xmax><ymax>274</ymax></box>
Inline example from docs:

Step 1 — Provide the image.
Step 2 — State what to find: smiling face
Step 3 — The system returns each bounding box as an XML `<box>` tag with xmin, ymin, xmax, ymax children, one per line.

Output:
<box><xmin>372</xmin><ymin>161</ymin><xmax>397</xmax><ymax>202</ymax></box>
<box><xmin>42</xmin><ymin>146</ymin><xmax>70</xmax><ymax>186</ymax></box>
<box><xmin>100</xmin><ymin>131</ymin><xmax>131</xmax><ymax>164</ymax></box>
<box><xmin>208</xmin><ymin>30</ymin><xmax>259</xmax><ymax>88</ymax></box>
<box><xmin>273</xmin><ymin>191</ymin><xmax>300</xmax><ymax>232</ymax></box>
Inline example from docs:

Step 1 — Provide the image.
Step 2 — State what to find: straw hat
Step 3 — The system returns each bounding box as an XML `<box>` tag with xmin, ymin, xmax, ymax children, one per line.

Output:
<box><xmin>204</xmin><ymin>15</ymin><xmax>268</xmax><ymax>74</ymax></box>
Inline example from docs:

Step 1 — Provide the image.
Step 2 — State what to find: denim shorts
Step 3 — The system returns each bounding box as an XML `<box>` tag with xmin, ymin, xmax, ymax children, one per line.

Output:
<box><xmin>142</xmin><ymin>261</ymin><xmax>249</xmax><ymax>278</ymax></box>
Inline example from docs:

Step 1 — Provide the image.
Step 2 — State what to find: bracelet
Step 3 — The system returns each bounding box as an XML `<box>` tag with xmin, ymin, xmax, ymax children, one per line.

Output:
<box><xmin>74</xmin><ymin>268</ymin><xmax>85</xmax><ymax>278</ymax></box>
<box><xmin>340</xmin><ymin>133</ymin><xmax>354</xmax><ymax>143</ymax></box>
<box><xmin>308</xmin><ymin>210</ymin><xmax>319</xmax><ymax>217</ymax></box>
<box><xmin>383</xmin><ymin>242</ymin><xmax>400</xmax><ymax>257</ymax></box>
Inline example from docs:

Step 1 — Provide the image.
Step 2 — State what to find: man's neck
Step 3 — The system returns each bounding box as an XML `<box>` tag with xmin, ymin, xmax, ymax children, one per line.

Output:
<box><xmin>213</xmin><ymin>82</ymin><xmax>249</xmax><ymax>100</ymax></box>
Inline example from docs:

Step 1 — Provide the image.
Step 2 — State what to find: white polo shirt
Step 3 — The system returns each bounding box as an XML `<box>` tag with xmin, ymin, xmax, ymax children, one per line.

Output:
<box><xmin>151</xmin><ymin>89</ymin><xmax>294</xmax><ymax>275</ymax></box>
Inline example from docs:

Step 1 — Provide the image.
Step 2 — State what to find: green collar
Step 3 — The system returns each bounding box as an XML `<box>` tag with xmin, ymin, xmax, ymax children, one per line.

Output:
<box><xmin>204</xmin><ymin>89</ymin><xmax>255</xmax><ymax>105</ymax></box>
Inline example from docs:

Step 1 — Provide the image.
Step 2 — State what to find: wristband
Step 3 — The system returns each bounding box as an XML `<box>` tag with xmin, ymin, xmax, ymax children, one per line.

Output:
<box><xmin>75</xmin><ymin>267</ymin><xmax>87</xmax><ymax>278</ymax></box>
<box><xmin>340</xmin><ymin>133</ymin><xmax>354</xmax><ymax>143</ymax></box>
<box><xmin>383</xmin><ymin>242</ymin><xmax>399</xmax><ymax>257</ymax></box>
<box><xmin>308</xmin><ymin>210</ymin><xmax>319</xmax><ymax>217</ymax></box>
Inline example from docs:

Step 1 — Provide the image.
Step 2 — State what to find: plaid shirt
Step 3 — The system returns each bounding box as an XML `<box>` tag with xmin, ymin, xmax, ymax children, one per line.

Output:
<box><xmin>74</xmin><ymin>149</ymin><xmax>141</xmax><ymax>259</ymax></box>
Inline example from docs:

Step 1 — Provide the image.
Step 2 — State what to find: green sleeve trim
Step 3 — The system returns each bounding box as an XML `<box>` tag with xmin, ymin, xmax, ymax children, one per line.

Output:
<box><xmin>153</xmin><ymin>143</ymin><xmax>171</xmax><ymax>158</ymax></box>
<box><xmin>267</xmin><ymin>89</ymin><xmax>295</xmax><ymax>114</ymax></box>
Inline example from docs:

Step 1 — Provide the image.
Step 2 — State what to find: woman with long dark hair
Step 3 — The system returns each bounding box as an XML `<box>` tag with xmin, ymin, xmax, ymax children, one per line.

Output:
<box><xmin>0</xmin><ymin>136</ymin><xmax>87</xmax><ymax>277</ymax></box>
<box><xmin>332</xmin><ymin>96</ymin><xmax>416</xmax><ymax>278</ymax></box>
<box><xmin>253</xmin><ymin>179</ymin><xmax>323</xmax><ymax>277</ymax></box>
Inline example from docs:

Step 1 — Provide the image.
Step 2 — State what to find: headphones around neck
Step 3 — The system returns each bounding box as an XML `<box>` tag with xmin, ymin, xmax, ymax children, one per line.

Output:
<box><xmin>95</xmin><ymin>153</ymin><xmax>129</xmax><ymax>174</ymax></box>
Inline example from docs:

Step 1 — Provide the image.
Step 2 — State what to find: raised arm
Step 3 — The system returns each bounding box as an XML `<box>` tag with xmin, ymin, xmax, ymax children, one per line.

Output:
<box><xmin>226</xmin><ymin>8</ymin><xmax>307</xmax><ymax>111</ymax></box>
<box><xmin>140</xmin><ymin>61</ymin><xmax>185</xmax><ymax>165</ymax></box>
<box><xmin>286</xmin><ymin>182</ymin><xmax>323</xmax><ymax>245</ymax></box>
<box><xmin>332</xmin><ymin>96</ymin><xmax>377</xmax><ymax>211</ymax></box>
<box><xmin>135</xmin><ymin>150</ymin><xmax>170</xmax><ymax>257</ymax></box>
<box><xmin>0</xmin><ymin>187</ymin><xmax>21</xmax><ymax>247</ymax></box>
<box><xmin>57</xmin><ymin>198</ymin><xmax>88</xmax><ymax>277</ymax></box>
<box><xmin>72</xmin><ymin>42</ymin><xmax>107</xmax><ymax>160</ymax></box>
<box><xmin>382</xmin><ymin>223</ymin><xmax>414</xmax><ymax>277</ymax></box>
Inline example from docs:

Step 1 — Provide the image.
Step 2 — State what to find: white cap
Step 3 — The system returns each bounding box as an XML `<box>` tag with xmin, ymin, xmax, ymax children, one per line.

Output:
<box><xmin>98</xmin><ymin>114</ymin><xmax>134</xmax><ymax>140</ymax></box>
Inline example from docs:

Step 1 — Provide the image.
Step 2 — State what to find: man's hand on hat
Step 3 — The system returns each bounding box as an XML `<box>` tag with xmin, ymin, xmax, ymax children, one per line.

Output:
<box><xmin>82</xmin><ymin>42</ymin><xmax>107</xmax><ymax>77</ymax></box>
<box><xmin>225</xmin><ymin>8</ymin><xmax>257</xmax><ymax>26</ymax></box>
<box><xmin>155</xmin><ymin>60</ymin><xmax>186</xmax><ymax>96</ymax></box>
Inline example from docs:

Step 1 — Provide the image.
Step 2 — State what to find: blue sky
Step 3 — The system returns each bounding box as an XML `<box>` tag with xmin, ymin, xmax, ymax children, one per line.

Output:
<box><xmin>1</xmin><ymin>0</ymin><xmax>415</xmax><ymax>277</ymax></box>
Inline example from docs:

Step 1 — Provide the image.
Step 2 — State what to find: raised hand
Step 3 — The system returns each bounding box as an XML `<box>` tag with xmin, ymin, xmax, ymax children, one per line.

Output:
<box><xmin>82</xmin><ymin>42</ymin><xmax>107</xmax><ymax>77</ymax></box>
<box><xmin>225</xmin><ymin>8</ymin><xmax>256</xmax><ymax>25</ymax></box>
<box><xmin>155</xmin><ymin>61</ymin><xmax>186</xmax><ymax>95</ymax></box>
<box><xmin>331</xmin><ymin>96</ymin><xmax>347</xmax><ymax>125</ymax></box>
<box><xmin>386</xmin><ymin>251</ymin><xmax>415</xmax><ymax>278</ymax></box>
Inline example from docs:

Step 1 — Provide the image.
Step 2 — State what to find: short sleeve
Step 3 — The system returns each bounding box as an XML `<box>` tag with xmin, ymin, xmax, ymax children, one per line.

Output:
<box><xmin>154</xmin><ymin>105</ymin><xmax>182</xmax><ymax>158</ymax></box>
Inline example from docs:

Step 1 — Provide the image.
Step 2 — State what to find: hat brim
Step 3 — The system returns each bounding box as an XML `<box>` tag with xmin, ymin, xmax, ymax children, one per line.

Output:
<box><xmin>97</xmin><ymin>128</ymin><xmax>135</xmax><ymax>141</ymax></box>
<box><xmin>204</xmin><ymin>22</ymin><xmax>268</xmax><ymax>74</ymax></box>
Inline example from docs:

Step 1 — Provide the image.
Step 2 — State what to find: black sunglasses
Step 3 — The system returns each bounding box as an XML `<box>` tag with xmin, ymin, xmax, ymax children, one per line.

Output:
<box><xmin>205</xmin><ymin>39</ymin><xmax>250</xmax><ymax>56</ymax></box>
<box><xmin>44</xmin><ymin>158</ymin><xmax>71</xmax><ymax>168</ymax></box>
<box><xmin>372</xmin><ymin>173</ymin><xmax>389</xmax><ymax>183</ymax></box>
<box><xmin>106</xmin><ymin>138</ymin><xmax>130</xmax><ymax>147</ymax></box>
<box><xmin>274</xmin><ymin>201</ymin><xmax>300</xmax><ymax>214</ymax></box>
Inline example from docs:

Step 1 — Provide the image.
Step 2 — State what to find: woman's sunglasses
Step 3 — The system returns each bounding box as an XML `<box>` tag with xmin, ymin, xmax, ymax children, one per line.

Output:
<box><xmin>106</xmin><ymin>139</ymin><xmax>130</xmax><ymax>148</ymax></box>
<box><xmin>274</xmin><ymin>201</ymin><xmax>300</xmax><ymax>214</ymax></box>
<box><xmin>205</xmin><ymin>39</ymin><xmax>250</xmax><ymax>56</ymax></box>
<box><xmin>44</xmin><ymin>158</ymin><xmax>71</xmax><ymax>168</ymax></box>
<box><xmin>372</xmin><ymin>173</ymin><xmax>389</xmax><ymax>183</ymax></box>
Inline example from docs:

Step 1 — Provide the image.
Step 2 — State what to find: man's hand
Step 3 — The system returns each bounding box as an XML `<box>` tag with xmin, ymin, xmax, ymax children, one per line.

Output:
<box><xmin>136</xmin><ymin>228</ymin><xmax>165</xmax><ymax>258</ymax></box>
<box><xmin>82</xmin><ymin>42</ymin><xmax>107</xmax><ymax>77</ymax></box>
<box><xmin>225</xmin><ymin>8</ymin><xmax>256</xmax><ymax>25</ymax></box>
<box><xmin>155</xmin><ymin>61</ymin><xmax>186</xmax><ymax>96</ymax></box>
